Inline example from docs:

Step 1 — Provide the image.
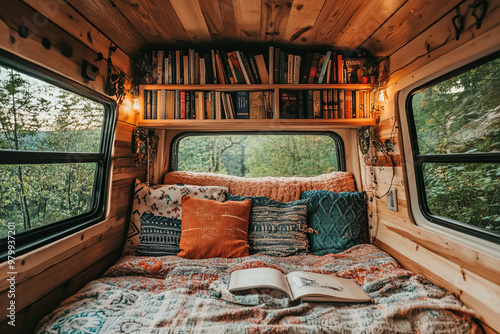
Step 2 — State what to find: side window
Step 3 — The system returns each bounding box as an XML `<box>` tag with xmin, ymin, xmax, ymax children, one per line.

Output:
<box><xmin>407</xmin><ymin>54</ymin><xmax>500</xmax><ymax>242</ymax></box>
<box><xmin>173</xmin><ymin>132</ymin><xmax>345</xmax><ymax>177</ymax></box>
<box><xmin>0</xmin><ymin>58</ymin><xmax>114</xmax><ymax>259</ymax></box>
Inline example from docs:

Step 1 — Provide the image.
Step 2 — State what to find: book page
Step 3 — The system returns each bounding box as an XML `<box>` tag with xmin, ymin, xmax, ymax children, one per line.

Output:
<box><xmin>229</xmin><ymin>267</ymin><xmax>293</xmax><ymax>298</ymax></box>
<box><xmin>286</xmin><ymin>271</ymin><xmax>370</xmax><ymax>302</ymax></box>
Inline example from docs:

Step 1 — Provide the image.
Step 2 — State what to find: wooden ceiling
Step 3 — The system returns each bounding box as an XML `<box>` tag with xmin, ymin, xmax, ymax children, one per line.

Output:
<box><xmin>67</xmin><ymin>0</ymin><xmax>462</xmax><ymax>61</ymax></box>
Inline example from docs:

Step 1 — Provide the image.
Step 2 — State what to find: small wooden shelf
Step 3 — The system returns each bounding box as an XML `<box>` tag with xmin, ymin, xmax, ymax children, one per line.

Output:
<box><xmin>138</xmin><ymin>118</ymin><xmax>376</xmax><ymax>131</ymax></box>
<box><xmin>138</xmin><ymin>83</ymin><xmax>375</xmax><ymax>130</ymax></box>
<box><xmin>140</xmin><ymin>83</ymin><xmax>373</xmax><ymax>91</ymax></box>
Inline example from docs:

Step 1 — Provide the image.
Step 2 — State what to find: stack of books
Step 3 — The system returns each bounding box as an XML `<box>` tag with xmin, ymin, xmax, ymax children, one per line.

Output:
<box><xmin>149</xmin><ymin>48</ymin><xmax>368</xmax><ymax>86</ymax></box>
<box><xmin>142</xmin><ymin>90</ymin><xmax>274</xmax><ymax>120</ymax></box>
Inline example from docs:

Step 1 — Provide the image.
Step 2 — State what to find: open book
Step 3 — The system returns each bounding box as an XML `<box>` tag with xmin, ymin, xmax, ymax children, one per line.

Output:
<box><xmin>229</xmin><ymin>267</ymin><xmax>371</xmax><ymax>303</ymax></box>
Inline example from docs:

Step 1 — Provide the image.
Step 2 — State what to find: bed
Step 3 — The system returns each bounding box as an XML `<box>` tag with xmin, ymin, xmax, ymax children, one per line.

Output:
<box><xmin>36</xmin><ymin>172</ymin><xmax>483</xmax><ymax>333</ymax></box>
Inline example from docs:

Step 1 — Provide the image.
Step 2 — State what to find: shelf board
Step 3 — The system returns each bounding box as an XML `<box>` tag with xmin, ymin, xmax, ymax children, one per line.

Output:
<box><xmin>137</xmin><ymin>118</ymin><xmax>376</xmax><ymax>131</ymax></box>
<box><xmin>139</xmin><ymin>83</ymin><xmax>373</xmax><ymax>91</ymax></box>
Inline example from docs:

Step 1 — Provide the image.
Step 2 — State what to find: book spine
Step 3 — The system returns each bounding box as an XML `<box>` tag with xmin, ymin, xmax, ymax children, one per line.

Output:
<box><xmin>189</xmin><ymin>49</ymin><xmax>195</xmax><ymax>85</ymax></box>
<box><xmin>321</xmin><ymin>89</ymin><xmax>328</xmax><ymax>119</ymax></box>
<box><xmin>160</xmin><ymin>90</ymin><xmax>166</xmax><ymax>119</ymax></box>
<box><xmin>183</xmin><ymin>54</ymin><xmax>189</xmax><ymax>85</ymax></box>
<box><xmin>152</xmin><ymin>90</ymin><xmax>158</xmax><ymax>119</ymax></box>
<box><xmin>214</xmin><ymin>51</ymin><xmax>226</xmax><ymax>84</ymax></box>
<box><xmin>246</xmin><ymin>54</ymin><xmax>260</xmax><ymax>84</ymax></box>
<box><xmin>326</xmin><ymin>59</ymin><xmax>331</xmax><ymax>84</ymax></box>
<box><xmin>185</xmin><ymin>91</ymin><xmax>191</xmax><ymax>119</ymax></box>
<box><xmin>345</xmin><ymin>90</ymin><xmax>352</xmax><ymax>118</ymax></box>
<box><xmin>220</xmin><ymin>51</ymin><xmax>235</xmax><ymax>84</ymax></box>
<box><xmin>333</xmin><ymin>89</ymin><xmax>338</xmax><ymax>119</ymax></box>
<box><xmin>274</xmin><ymin>48</ymin><xmax>280</xmax><ymax>85</ymax></box>
<box><xmin>337</xmin><ymin>54</ymin><xmax>343</xmax><ymax>84</ymax></box>
<box><xmin>180</xmin><ymin>91</ymin><xmax>186</xmax><ymax>119</ymax></box>
<box><xmin>279</xmin><ymin>50</ymin><xmax>286</xmax><ymax>84</ymax></box>
<box><xmin>144</xmin><ymin>90</ymin><xmax>149</xmax><ymax>119</ymax></box>
<box><xmin>327</xmin><ymin>89</ymin><xmax>333</xmax><ymax>119</ymax></box>
<box><xmin>175</xmin><ymin>51</ymin><xmax>181</xmax><ymax>84</ymax></box>
<box><xmin>157</xmin><ymin>50</ymin><xmax>164</xmax><ymax>84</ymax></box>
<box><xmin>152</xmin><ymin>51</ymin><xmax>157</xmax><ymax>83</ymax></box>
<box><xmin>308</xmin><ymin>53</ymin><xmax>320</xmax><ymax>84</ymax></box>
<box><xmin>236</xmin><ymin>51</ymin><xmax>252</xmax><ymax>84</ymax></box>
<box><xmin>298</xmin><ymin>90</ymin><xmax>304</xmax><ymax>119</ymax></box>
<box><xmin>254</xmin><ymin>54</ymin><xmax>269</xmax><ymax>84</ymax></box>
<box><xmin>204</xmin><ymin>92</ymin><xmax>210</xmax><ymax>119</ymax></box>
<box><xmin>236</xmin><ymin>91</ymin><xmax>249</xmax><ymax>119</ymax></box>
<box><xmin>227</xmin><ymin>51</ymin><xmax>243</xmax><ymax>84</ymax></box>
<box><xmin>338</xmin><ymin>89</ymin><xmax>344</xmax><ymax>118</ymax></box>
<box><xmin>200</xmin><ymin>58</ymin><xmax>206</xmax><ymax>85</ymax></box>
<box><xmin>287</xmin><ymin>54</ymin><xmax>294</xmax><ymax>84</ymax></box>
<box><xmin>316</xmin><ymin>54</ymin><xmax>325</xmax><ymax>83</ymax></box>
<box><xmin>211</xmin><ymin>91</ymin><xmax>216</xmax><ymax>119</ymax></box>
<box><xmin>313</xmin><ymin>90</ymin><xmax>321</xmax><ymax>118</ymax></box>
<box><xmin>215</xmin><ymin>91</ymin><xmax>222</xmax><ymax>119</ymax></box>
<box><xmin>211</xmin><ymin>50</ymin><xmax>218</xmax><ymax>84</ymax></box>
<box><xmin>318</xmin><ymin>51</ymin><xmax>331</xmax><ymax>84</ymax></box>
<box><xmin>293</xmin><ymin>55</ymin><xmax>301</xmax><ymax>84</ymax></box>
<box><xmin>353</xmin><ymin>90</ymin><xmax>358</xmax><ymax>119</ymax></box>
<box><xmin>268</xmin><ymin>46</ymin><xmax>274</xmax><ymax>84</ymax></box>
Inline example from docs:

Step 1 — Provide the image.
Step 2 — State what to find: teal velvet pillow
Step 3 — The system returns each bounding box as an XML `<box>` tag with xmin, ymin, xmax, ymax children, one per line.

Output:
<box><xmin>300</xmin><ymin>190</ymin><xmax>367</xmax><ymax>255</ymax></box>
<box><xmin>226</xmin><ymin>194</ymin><xmax>309</xmax><ymax>256</ymax></box>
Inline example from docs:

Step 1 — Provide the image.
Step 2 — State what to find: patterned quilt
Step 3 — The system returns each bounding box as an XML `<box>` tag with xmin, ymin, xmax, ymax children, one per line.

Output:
<box><xmin>36</xmin><ymin>244</ymin><xmax>483</xmax><ymax>333</ymax></box>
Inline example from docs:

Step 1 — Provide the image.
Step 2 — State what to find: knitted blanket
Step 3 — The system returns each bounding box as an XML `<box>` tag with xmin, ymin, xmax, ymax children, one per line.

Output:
<box><xmin>163</xmin><ymin>171</ymin><xmax>356</xmax><ymax>202</ymax></box>
<box><xmin>36</xmin><ymin>244</ymin><xmax>483</xmax><ymax>333</ymax></box>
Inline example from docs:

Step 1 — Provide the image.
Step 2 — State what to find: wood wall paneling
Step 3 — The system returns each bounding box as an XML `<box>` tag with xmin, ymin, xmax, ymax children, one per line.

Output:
<box><xmin>232</xmin><ymin>0</ymin><xmax>262</xmax><ymax>40</ymax></box>
<box><xmin>282</xmin><ymin>0</ymin><xmax>325</xmax><ymax>43</ymax></box>
<box><xmin>169</xmin><ymin>0</ymin><xmax>211</xmax><ymax>42</ymax></box>
<box><xmin>199</xmin><ymin>0</ymin><xmax>237</xmax><ymax>41</ymax></box>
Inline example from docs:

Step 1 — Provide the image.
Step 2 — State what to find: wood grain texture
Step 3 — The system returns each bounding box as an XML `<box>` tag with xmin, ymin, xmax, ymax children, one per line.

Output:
<box><xmin>232</xmin><ymin>0</ymin><xmax>262</xmax><ymax>40</ymax></box>
<box><xmin>199</xmin><ymin>0</ymin><xmax>237</xmax><ymax>41</ymax></box>
<box><xmin>360</xmin><ymin>0</ymin><xmax>462</xmax><ymax>58</ymax></box>
<box><xmin>282</xmin><ymin>0</ymin><xmax>325</xmax><ymax>43</ymax></box>
<box><xmin>261</xmin><ymin>0</ymin><xmax>293</xmax><ymax>43</ymax></box>
<box><xmin>333</xmin><ymin>0</ymin><xmax>407</xmax><ymax>50</ymax></box>
<box><xmin>21</xmin><ymin>0</ymin><xmax>131</xmax><ymax>74</ymax></box>
<box><xmin>65</xmin><ymin>0</ymin><xmax>148</xmax><ymax>58</ymax></box>
<box><xmin>169</xmin><ymin>0</ymin><xmax>211</xmax><ymax>42</ymax></box>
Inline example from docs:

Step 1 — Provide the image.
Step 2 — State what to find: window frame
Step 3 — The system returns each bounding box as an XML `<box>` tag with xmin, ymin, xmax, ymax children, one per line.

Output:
<box><xmin>0</xmin><ymin>50</ymin><xmax>116</xmax><ymax>261</ymax></box>
<box><xmin>170</xmin><ymin>131</ymin><xmax>346</xmax><ymax>174</ymax></box>
<box><xmin>405</xmin><ymin>50</ymin><xmax>500</xmax><ymax>245</ymax></box>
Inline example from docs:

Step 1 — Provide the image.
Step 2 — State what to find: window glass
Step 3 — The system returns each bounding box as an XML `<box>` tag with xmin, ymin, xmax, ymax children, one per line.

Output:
<box><xmin>0</xmin><ymin>59</ymin><xmax>111</xmax><ymax>256</ymax></box>
<box><xmin>176</xmin><ymin>133</ymin><xmax>342</xmax><ymax>177</ymax></box>
<box><xmin>409</xmin><ymin>55</ymin><xmax>500</xmax><ymax>239</ymax></box>
<box><xmin>411</xmin><ymin>57</ymin><xmax>500</xmax><ymax>155</ymax></box>
<box><xmin>0</xmin><ymin>163</ymin><xmax>97</xmax><ymax>238</ymax></box>
<box><xmin>0</xmin><ymin>66</ymin><xmax>104</xmax><ymax>153</ymax></box>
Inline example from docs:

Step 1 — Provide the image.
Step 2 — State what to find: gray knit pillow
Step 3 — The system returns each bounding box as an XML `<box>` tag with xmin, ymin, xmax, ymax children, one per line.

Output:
<box><xmin>226</xmin><ymin>194</ymin><xmax>309</xmax><ymax>256</ymax></box>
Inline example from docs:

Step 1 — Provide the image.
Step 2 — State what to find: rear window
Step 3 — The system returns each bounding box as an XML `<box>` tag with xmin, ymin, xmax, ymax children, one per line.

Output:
<box><xmin>173</xmin><ymin>133</ymin><xmax>344</xmax><ymax>177</ymax></box>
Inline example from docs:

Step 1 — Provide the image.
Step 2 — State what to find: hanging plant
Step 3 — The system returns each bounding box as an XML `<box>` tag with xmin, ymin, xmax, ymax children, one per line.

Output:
<box><xmin>132</xmin><ymin>127</ymin><xmax>158</xmax><ymax>169</ymax></box>
<box><xmin>136</xmin><ymin>52</ymin><xmax>157</xmax><ymax>84</ymax></box>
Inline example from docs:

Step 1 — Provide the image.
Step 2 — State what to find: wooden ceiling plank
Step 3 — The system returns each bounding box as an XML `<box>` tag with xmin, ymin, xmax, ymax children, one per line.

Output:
<box><xmin>306</xmin><ymin>0</ymin><xmax>365</xmax><ymax>49</ymax></box>
<box><xmin>169</xmin><ymin>0</ymin><xmax>211</xmax><ymax>42</ymax></box>
<box><xmin>105</xmin><ymin>0</ymin><xmax>188</xmax><ymax>46</ymax></box>
<box><xmin>282</xmin><ymin>0</ymin><xmax>325</xmax><ymax>43</ymax></box>
<box><xmin>334</xmin><ymin>0</ymin><xmax>407</xmax><ymax>52</ymax></box>
<box><xmin>21</xmin><ymin>0</ymin><xmax>131</xmax><ymax>74</ymax></box>
<box><xmin>360</xmin><ymin>0</ymin><xmax>463</xmax><ymax>58</ymax></box>
<box><xmin>261</xmin><ymin>0</ymin><xmax>293</xmax><ymax>43</ymax></box>
<box><xmin>232</xmin><ymin>0</ymin><xmax>262</xmax><ymax>41</ymax></box>
<box><xmin>65</xmin><ymin>0</ymin><xmax>148</xmax><ymax>59</ymax></box>
<box><xmin>198</xmin><ymin>0</ymin><xmax>237</xmax><ymax>41</ymax></box>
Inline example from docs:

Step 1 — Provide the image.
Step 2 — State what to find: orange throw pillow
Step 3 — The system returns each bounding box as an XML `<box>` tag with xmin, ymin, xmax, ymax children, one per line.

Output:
<box><xmin>178</xmin><ymin>196</ymin><xmax>252</xmax><ymax>259</ymax></box>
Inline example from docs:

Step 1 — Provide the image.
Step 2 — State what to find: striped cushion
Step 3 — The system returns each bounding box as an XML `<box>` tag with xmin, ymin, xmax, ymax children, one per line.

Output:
<box><xmin>227</xmin><ymin>194</ymin><xmax>309</xmax><ymax>256</ymax></box>
<box><xmin>136</xmin><ymin>213</ymin><xmax>181</xmax><ymax>256</ymax></box>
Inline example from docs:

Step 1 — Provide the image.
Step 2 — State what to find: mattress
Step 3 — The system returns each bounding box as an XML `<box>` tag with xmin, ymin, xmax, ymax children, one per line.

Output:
<box><xmin>36</xmin><ymin>244</ymin><xmax>482</xmax><ymax>333</ymax></box>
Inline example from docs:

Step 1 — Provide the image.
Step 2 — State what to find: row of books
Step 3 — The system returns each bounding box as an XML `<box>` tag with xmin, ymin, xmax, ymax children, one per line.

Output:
<box><xmin>150</xmin><ymin>48</ymin><xmax>368</xmax><ymax>86</ymax></box>
<box><xmin>280</xmin><ymin>89</ymin><xmax>371</xmax><ymax>119</ymax></box>
<box><xmin>143</xmin><ymin>89</ymin><xmax>273</xmax><ymax>120</ymax></box>
<box><xmin>143</xmin><ymin>89</ymin><xmax>371</xmax><ymax>120</ymax></box>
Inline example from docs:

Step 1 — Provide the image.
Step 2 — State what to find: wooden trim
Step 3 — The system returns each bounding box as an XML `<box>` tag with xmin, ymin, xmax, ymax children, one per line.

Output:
<box><xmin>137</xmin><ymin>118</ymin><xmax>376</xmax><ymax>131</ymax></box>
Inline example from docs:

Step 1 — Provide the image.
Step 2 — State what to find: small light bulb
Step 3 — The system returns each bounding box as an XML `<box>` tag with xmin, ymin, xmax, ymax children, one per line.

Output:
<box><xmin>133</xmin><ymin>98</ymin><xmax>140</xmax><ymax>111</ymax></box>
<box><xmin>378</xmin><ymin>91</ymin><xmax>385</xmax><ymax>102</ymax></box>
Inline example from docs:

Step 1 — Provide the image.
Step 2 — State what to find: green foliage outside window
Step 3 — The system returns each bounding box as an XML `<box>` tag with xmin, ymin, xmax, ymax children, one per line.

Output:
<box><xmin>177</xmin><ymin>134</ymin><xmax>339</xmax><ymax>178</ymax></box>
<box><xmin>411</xmin><ymin>57</ymin><xmax>500</xmax><ymax>235</ymax></box>
<box><xmin>0</xmin><ymin>65</ymin><xmax>105</xmax><ymax>239</ymax></box>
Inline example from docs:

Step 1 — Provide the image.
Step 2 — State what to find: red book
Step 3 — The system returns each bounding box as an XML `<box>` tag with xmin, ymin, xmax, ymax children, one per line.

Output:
<box><xmin>180</xmin><ymin>91</ymin><xmax>186</xmax><ymax>119</ymax></box>
<box><xmin>337</xmin><ymin>54</ymin><xmax>343</xmax><ymax>84</ymax></box>
<box><xmin>308</xmin><ymin>53</ymin><xmax>321</xmax><ymax>84</ymax></box>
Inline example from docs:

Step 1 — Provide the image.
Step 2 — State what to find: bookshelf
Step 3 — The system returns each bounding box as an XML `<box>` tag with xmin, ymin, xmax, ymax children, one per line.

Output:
<box><xmin>137</xmin><ymin>83</ymin><xmax>376</xmax><ymax>130</ymax></box>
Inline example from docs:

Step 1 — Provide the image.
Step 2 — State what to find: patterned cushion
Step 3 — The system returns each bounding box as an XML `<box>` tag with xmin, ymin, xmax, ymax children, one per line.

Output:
<box><xmin>300</xmin><ymin>190</ymin><xmax>367</xmax><ymax>255</ymax></box>
<box><xmin>136</xmin><ymin>213</ymin><xmax>181</xmax><ymax>256</ymax></box>
<box><xmin>178</xmin><ymin>196</ymin><xmax>252</xmax><ymax>259</ymax></box>
<box><xmin>122</xmin><ymin>179</ymin><xmax>228</xmax><ymax>255</ymax></box>
<box><xmin>227</xmin><ymin>194</ymin><xmax>309</xmax><ymax>256</ymax></box>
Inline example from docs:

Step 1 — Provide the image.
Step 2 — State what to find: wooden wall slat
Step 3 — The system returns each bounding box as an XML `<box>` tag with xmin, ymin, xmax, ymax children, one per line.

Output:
<box><xmin>282</xmin><ymin>0</ymin><xmax>325</xmax><ymax>43</ymax></box>
<box><xmin>199</xmin><ymin>0</ymin><xmax>237</xmax><ymax>41</ymax></box>
<box><xmin>64</xmin><ymin>0</ymin><xmax>148</xmax><ymax>58</ymax></box>
<box><xmin>232</xmin><ymin>0</ymin><xmax>262</xmax><ymax>40</ymax></box>
<box><xmin>359</xmin><ymin>0</ymin><xmax>462</xmax><ymax>58</ymax></box>
<box><xmin>169</xmin><ymin>0</ymin><xmax>211</xmax><ymax>42</ymax></box>
<box><xmin>261</xmin><ymin>0</ymin><xmax>293</xmax><ymax>43</ymax></box>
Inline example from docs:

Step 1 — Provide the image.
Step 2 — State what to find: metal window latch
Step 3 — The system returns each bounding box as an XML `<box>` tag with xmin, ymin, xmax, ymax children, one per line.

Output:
<box><xmin>469</xmin><ymin>0</ymin><xmax>488</xmax><ymax>29</ymax></box>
